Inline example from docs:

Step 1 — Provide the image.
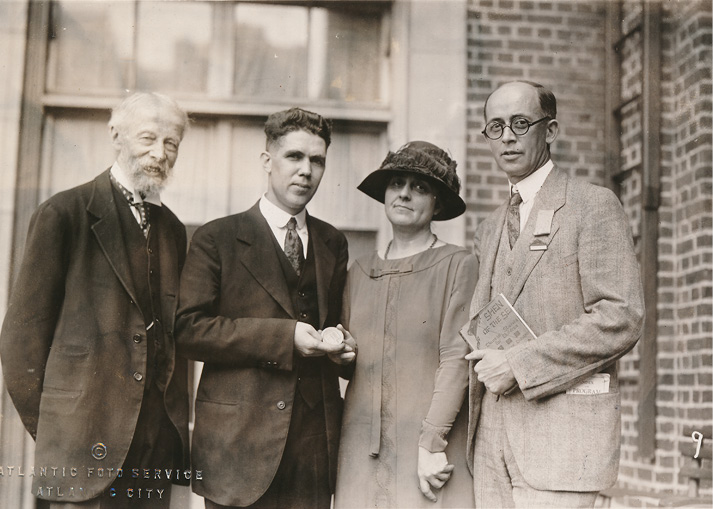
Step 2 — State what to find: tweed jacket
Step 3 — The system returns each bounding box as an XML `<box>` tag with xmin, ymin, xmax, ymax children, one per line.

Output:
<box><xmin>175</xmin><ymin>202</ymin><xmax>348</xmax><ymax>507</ymax></box>
<box><xmin>466</xmin><ymin>167</ymin><xmax>644</xmax><ymax>491</ymax></box>
<box><xmin>0</xmin><ymin>170</ymin><xmax>190</xmax><ymax>501</ymax></box>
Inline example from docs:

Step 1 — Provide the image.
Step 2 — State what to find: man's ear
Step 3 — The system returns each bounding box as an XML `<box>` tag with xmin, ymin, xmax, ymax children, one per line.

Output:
<box><xmin>545</xmin><ymin>119</ymin><xmax>559</xmax><ymax>145</ymax></box>
<box><xmin>110</xmin><ymin>126</ymin><xmax>122</xmax><ymax>151</ymax></box>
<box><xmin>260</xmin><ymin>151</ymin><xmax>272</xmax><ymax>175</ymax></box>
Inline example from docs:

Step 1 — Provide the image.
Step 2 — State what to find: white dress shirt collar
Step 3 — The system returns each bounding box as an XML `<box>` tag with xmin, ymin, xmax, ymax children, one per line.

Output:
<box><xmin>110</xmin><ymin>162</ymin><xmax>162</xmax><ymax>207</ymax></box>
<box><xmin>259</xmin><ymin>196</ymin><xmax>309</xmax><ymax>257</ymax></box>
<box><xmin>259</xmin><ymin>195</ymin><xmax>307</xmax><ymax>230</ymax></box>
<box><xmin>510</xmin><ymin>159</ymin><xmax>554</xmax><ymax>204</ymax></box>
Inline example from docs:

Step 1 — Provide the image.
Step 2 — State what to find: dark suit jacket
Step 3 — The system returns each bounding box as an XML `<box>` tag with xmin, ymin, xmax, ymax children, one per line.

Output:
<box><xmin>176</xmin><ymin>202</ymin><xmax>348</xmax><ymax>507</ymax></box>
<box><xmin>0</xmin><ymin>170</ymin><xmax>190</xmax><ymax>501</ymax></box>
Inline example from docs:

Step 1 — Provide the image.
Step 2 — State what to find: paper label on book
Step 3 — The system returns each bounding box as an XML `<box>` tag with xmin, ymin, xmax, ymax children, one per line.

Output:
<box><xmin>566</xmin><ymin>373</ymin><xmax>610</xmax><ymax>395</ymax></box>
<box><xmin>460</xmin><ymin>294</ymin><xmax>536</xmax><ymax>351</ymax></box>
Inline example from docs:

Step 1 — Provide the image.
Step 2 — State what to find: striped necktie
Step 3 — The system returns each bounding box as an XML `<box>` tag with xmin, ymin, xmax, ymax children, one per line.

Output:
<box><xmin>507</xmin><ymin>189</ymin><xmax>523</xmax><ymax>249</ymax></box>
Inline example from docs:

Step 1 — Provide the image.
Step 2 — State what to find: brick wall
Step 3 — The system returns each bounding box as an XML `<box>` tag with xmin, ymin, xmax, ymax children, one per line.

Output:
<box><xmin>466</xmin><ymin>0</ymin><xmax>712</xmax><ymax>497</ymax></box>
<box><xmin>616</xmin><ymin>0</ymin><xmax>712</xmax><ymax>498</ymax></box>
<box><xmin>466</xmin><ymin>0</ymin><xmax>608</xmax><ymax>241</ymax></box>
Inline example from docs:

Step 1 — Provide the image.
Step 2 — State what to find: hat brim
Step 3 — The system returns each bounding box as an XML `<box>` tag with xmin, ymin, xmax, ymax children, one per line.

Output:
<box><xmin>357</xmin><ymin>168</ymin><xmax>466</xmax><ymax>221</ymax></box>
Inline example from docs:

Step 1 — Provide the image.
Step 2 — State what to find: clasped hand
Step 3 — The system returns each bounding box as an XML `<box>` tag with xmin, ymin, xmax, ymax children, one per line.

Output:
<box><xmin>465</xmin><ymin>349</ymin><xmax>517</xmax><ymax>395</ymax></box>
<box><xmin>417</xmin><ymin>447</ymin><xmax>454</xmax><ymax>502</ymax></box>
<box><xmin>294</xmin><ymin>322</ymin><xmax>356</xmax><ymax>365</ymax></box>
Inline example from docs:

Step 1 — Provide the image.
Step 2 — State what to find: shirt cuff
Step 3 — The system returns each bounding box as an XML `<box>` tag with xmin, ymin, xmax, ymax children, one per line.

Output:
<box><xmin>418</xmin><ymin>420</ymin><xmax>449</xmax><ymax>453</ymax></box>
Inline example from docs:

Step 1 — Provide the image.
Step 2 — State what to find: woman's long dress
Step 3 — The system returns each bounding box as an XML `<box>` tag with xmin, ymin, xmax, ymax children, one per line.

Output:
<box><xmin>335</xmin><ymin>244</ymin><xmax>478</xmax><ymax>508</ymax></box>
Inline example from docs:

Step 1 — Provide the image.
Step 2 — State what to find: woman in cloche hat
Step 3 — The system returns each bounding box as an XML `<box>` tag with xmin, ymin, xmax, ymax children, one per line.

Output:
<box><xmin>335</xmin><ymin>141</ymin><xmax>478</xmax><ymax>508</ymax></box>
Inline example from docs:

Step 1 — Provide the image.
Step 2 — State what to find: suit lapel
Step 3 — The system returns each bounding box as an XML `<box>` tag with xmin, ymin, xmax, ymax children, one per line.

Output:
<box><xmin>87</xmin><ymin>170</ymin><xmax>140</xmax><ymax>306</ymax></box>
<box><xmin>236</xmin><ymin>204</ymin><xmax>296</xmax><ymax>318</ymax></box>
<box><xmin>505</xmin><ymin>167</ymin><xmax>567</xmax><ymax>304</ymax></box>
<box><xmin>309</xmin><ymin>216</ymin><xmax>335</xmax><ymax>329</ymax></box>
<box><xmin>156</xmin><ymin>212</ymin><xmax>179</xmax><ymax>328</ymax></box>
<box><xmin>472</xmin><ymin>203</ymin><xmax>507</xmax><ymax>317</ymax></box>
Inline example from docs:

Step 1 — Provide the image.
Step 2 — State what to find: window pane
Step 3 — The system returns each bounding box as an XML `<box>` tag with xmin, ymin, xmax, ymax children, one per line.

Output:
<box><xmin>233</xmin><ymin>4</ymin><xmax>308</xmax><ymax>99</ymax></box>
<box><xmin>136</xmin><ymin>1</ymin><xmax>212</xmax><ymax>95</ymax></box>
<box><xmin>315</xmin><ymin>8</ymin><xmax>385</xmax><ymax>103</ymax></box>
<box><xmin>47</xmin><ymin>1</ymin><xmax>133</xmax><ymax>94</ymax></box>
<box><xmin>307</xmin><ymin>124</ymin><xmax>386</xmax><ymax>230</ymax></box>
<box><xmin>39</xmin><ymin>110</ymin><xmax>114</xmax><ymax>201</ymax></box>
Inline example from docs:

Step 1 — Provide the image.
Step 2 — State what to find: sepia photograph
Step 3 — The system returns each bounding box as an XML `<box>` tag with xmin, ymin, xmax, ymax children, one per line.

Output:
<box><xmin>0</xmin><ymin>0</ymin><xmax>710</xmax><ymax>508</ymax></box>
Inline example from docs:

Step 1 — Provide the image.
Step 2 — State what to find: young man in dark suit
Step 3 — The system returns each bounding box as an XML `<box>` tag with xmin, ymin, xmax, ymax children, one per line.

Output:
<box><xmin>0</xmin><ymin>92</ymin><xmax>191</xmax><ymax>508</ymax></box>
<box><xmin>176</xmin><ymin>107</ymin><xmax>356</xmax><ymax>509</ymax></box>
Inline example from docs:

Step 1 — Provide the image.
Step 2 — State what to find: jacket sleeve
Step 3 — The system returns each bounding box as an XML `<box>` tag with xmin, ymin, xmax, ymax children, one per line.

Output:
<box><xmin>0</xmin><ymin>202</ymin><xmax>69</xmax><ymax>439</ymax></box>
<box><xmin>419</xmin><ymin>252</ymin><xmax>479</xmax><ymax>452</ymax></box>
<box><xmin>174</xmin><ymin>223</ymin><xmax>297</xmax><ymax>371</ymax></box>
<box><xmin>332</xmin><ymin>238</ymin><xmax>355</xmax><ymax>381</ymax></box>
<box><xmin>505</xmin><ymin>187</ymin><xmax>645</xmax><ymax>400</ymax></box>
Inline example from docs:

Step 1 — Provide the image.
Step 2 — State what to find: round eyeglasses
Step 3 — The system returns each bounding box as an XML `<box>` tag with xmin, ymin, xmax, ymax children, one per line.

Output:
<box><xmin>482</xmin><ymin>116</ymin><xmax>551</xmax><ymax>140</ymax></box>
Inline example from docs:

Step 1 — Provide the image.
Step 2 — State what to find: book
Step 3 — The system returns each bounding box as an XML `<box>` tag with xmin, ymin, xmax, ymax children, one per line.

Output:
<box><xmin>460</xmin><ymin>293</ymin><xmax>536</xmax><ymax>350</ymax></box>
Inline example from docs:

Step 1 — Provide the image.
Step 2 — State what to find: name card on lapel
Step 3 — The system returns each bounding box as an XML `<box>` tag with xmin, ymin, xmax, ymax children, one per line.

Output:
<box><xmin>534</xmin><ymin>209</ymin><xmax>554</xmax><ymax>236</ymax></box>
<box><xmin>529</xmin><ymin>239</ymin><xmax>547</xmax><ymax>251</ymax></box>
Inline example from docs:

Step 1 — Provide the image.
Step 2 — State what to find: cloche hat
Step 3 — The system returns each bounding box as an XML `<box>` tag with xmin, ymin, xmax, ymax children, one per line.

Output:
<box><xmin>357</xmin><ymin>141</ymin><xmax>466</xmax><ymax>221</ymax></box>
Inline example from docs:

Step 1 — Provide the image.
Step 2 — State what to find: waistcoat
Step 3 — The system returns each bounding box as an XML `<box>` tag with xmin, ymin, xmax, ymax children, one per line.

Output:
<box><xmin>111</xmin><ymin>185</ymin><xmax>168</xmax><ymax>390</ymax></box>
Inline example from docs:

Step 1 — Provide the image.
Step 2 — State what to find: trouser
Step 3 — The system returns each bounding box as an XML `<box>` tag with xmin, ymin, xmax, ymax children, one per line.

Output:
<box><xmin>472</xmin><ymin>391</ymin><xmax>599</xmax><ymax>508</ymax></box>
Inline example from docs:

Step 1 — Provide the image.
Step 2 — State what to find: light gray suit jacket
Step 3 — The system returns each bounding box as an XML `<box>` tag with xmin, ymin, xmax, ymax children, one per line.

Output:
<box><xmin>467</xmin><ymin>167</ymin><xmax>644</xmax><ymax>492</ymax></box>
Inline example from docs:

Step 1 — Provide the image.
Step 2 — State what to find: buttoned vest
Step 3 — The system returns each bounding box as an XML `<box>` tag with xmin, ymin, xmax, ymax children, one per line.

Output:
<box><xmin>273</xmin><ymin>234</ymin><xmax>324</xmax><ymax>409</ymax></box>
<box><xmin>112</xmin><ymin>185</ymin><xmax>168</xmax><ymax>390</ymax></box>
<box><xmin>491</xmin><ymin>216</ymin><xmax>518</xmax><ymax>300</ymax></box>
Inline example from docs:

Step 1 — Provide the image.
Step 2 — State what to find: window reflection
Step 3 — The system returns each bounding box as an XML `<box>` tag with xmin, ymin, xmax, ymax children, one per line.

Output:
<box><xmin>318</xmin><ymin>8</ymin><xmax>383</xmax><ymax>103</ymax></box>
<box><xmin>47</xmin><ymin>0</ymin><xmax>388</xmax><ymax>104</ymax></box>
<box><xmin>47</xmin><ymin>0</ymin><xmax>133</xmax><ymax>93</ymax></box>
<box><xmin>232</xmin><ymin>3</ymin><xmax>385</xmax><ymax>103</ymax></box>
<box><xmin>136</xmin><ymin>1</ymin><xmax>212</xmax><ymax>95</ymax></box>
<box><xmin>233</xmin><ymin>4</ymin><xmax>309</xmax><ymax>99</ymax></box>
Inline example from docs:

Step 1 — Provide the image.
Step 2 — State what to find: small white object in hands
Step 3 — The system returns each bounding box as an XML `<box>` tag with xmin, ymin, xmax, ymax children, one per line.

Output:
<box><xmin>321</xmin><ymin>327</ymin><xmax>344</xmax><ymax>345</ymax></box>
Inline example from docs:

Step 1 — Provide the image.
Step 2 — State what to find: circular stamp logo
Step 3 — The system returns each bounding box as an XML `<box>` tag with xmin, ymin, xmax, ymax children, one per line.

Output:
<box><xmin>91</xmin><ymin>442</ymin><xmax>107</xmax><ymax>460</ymax></box>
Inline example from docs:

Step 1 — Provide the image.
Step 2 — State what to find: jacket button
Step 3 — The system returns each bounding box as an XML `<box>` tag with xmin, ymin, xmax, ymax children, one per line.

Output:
<box><xmin>133</xmin><ymin>372</ymin><xmax>143</xmax><ymax>382</ymax></box>
<box><xmin>506</xmin><ymin>268</ymin><xmax>512</xmax><ymax>276</ymax></box>
<box><xmin>91</xmin><ymin>443</ymin><xmax>107</xmax><ymax>460</ymax></box>
<box><xmin>300</xmin><ymin>313</ymin><xmax>307</xmax><ymax>319</ymax></box>
<box><xmin>133</xmin><ymin>334</ymin><xmax>142</xmax><ymax>343</ymax></box>
<box><xmin>276</xmin><ymin>401</ymin><xmax>286</xmax><ymax>410</ymax></box>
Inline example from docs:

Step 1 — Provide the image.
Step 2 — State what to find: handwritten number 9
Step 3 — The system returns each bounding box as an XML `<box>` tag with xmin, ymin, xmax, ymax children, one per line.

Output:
<box><xmin>692</xmin><ymin>431</ymin><xmax>703</xmax><ymax>459</ymax></box>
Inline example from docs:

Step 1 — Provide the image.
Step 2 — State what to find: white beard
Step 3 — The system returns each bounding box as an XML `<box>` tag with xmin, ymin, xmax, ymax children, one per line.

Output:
<box><xmin>127</xmin><ymin>157</ymin><xmax>173</xmax><ymax>196</ymax></box>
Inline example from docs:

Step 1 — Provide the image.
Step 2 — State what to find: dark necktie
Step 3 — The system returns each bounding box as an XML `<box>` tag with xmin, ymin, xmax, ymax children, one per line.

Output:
<box><xmin>284</xmin><ymin>217</ymin><xmax>305</xmax><ymax>276</ymax></box>
<box><xmin>137</xmin><ymin>202</ymin><xmax>152</xmax><ymax>238</ymax></box>
<box><xmin>111</xmin><ymin>175</ymin><xmax>151</xmax><ymax>237</ymax></box>
<box><xmin>507</xmin><ymin>189</ymin><xmax>523</xmax><ymax>249</ymax></box>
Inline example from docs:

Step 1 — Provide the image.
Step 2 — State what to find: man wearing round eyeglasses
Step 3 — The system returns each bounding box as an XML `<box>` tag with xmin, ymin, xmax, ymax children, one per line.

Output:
<box><xmin>464</xmin><ymin>81</ymin><xmax>644</xmax><ymax>507</ymax></box>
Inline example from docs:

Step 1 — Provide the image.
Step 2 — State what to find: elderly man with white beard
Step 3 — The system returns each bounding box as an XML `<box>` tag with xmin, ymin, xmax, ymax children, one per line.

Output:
<box><xmin>1</xmin><ymin>92</ymin><xmax>191</xmax><ymax>508</ymax></box>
